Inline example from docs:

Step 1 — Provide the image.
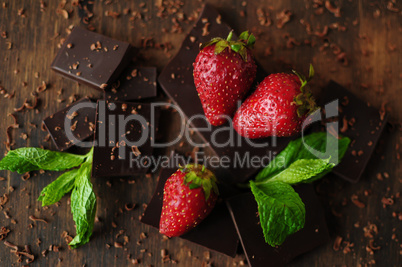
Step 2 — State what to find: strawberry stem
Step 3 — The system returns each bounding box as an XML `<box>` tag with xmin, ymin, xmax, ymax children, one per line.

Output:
<box><xmin>291</xmin><ymin>64</ymin><xmax>317</xmax><ymax>117</ymax></box>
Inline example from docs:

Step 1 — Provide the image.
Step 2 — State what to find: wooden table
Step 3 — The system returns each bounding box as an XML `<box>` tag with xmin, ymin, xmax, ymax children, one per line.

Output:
<box><xmin>0</xmin><ymin>0</ymin><xmax>401</xmax><ymax>266</ymax></box>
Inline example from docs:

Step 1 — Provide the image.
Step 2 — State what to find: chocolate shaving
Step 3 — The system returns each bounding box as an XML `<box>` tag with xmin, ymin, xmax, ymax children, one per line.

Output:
<box><xmin>325</xmin><ymin>0</ymin><xmax>341</xmax><ymax>17</ymax></box>
<box><xmin>381</xmin><ymin>197</ymin><xmax>394</xmax><ymax>207</ymax></box>
<box><xmin>333</xmin><ymin>236</ymin><xmax>342</xmax><ymax>251</ymax></box>
<box><xmin>0</xmin><ymin>194</ymin><xmax>8</xmax><ymax>205</ymax></box>
<box><xmin>0</xmin><ymin>227</ymin><xmax>10</xmax><ymax>241</ymax></box>
<box><xmin>351</xmin><ymin>194</ymin><xmax>365</xmax><ymax>208</ymax></box>
<box><xmin>29</xmin><ymin>215</ymin><xmax>48</xmax><ymax>224</ymax></box>
<box><xmin>14</xmin><ymin>99</ymin><xmax>28</xmax><ymax>112</ymax></box>
<box><xmin>125</xmin><ymin>203</ymin><xmax>136</xmax><ymax>211</ymax></box>
<box><xmin>7</xmin><ymin>113</ymin><xmax>19</xmax><ymax>128</ymax></box>
<box><xmin>368</xmin><ymin>239</ymin><xmax>381</xmax><ymax>251</ymax></box>
<box><xmin>340</xmin><ymin>116</ymin><xmax>348</xmax><ymax>133</ymax></box>
<box><xmin>16</xmin><ymin>251</ymin><xmax>35</xmax><ymax>263</ymax></box>
<box><xmin>36</xmin><ymin>81</ymin><xmax>47</xmax><ymax>93</ymax></box>
<box><xmin>256</xmin><ymin>8</ymin><xmax>271</xmax><ymax>26</ymax></box>
<box><xmin>21</xmin><ymin>172</ymin><xmax>30</xmax><ymax>181</ymax></box>
<box><xmin>276</xmin><ymin>9</ymin><xmax>292</xmax><ymax>29</ymax></box>
<box><xmin>4</xmin><ymin>240</ymin><xmax>18</xmax><ymax>250</ymax></box>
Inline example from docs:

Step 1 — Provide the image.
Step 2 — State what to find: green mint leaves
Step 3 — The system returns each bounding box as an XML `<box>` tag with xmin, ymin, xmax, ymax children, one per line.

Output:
<box><xmin>69</xmin><ymin>160</ymin><xmax>97</xmax><ymax>248</ymax></box>
<box><xmin>250</xmin><ymin>132</ymin><xmax>350</xmax><ymax>247</ymax></box>
<box><xmin>37</xmin><ymin>168</ymin><xmax>79</xmax><ymax>206</ymax></box>
<box><xmin>1</xmin><ymin>147</ymin><xmax>96</xmax><ymax>248</ymax></box>
<box><xmin>250</xmin><ymin>181</ymin><xmax>305</xmax><ymax>247</ymax></box>
<box><xmin>0</xmin><ymin>147</ymin><xmax>86</xmax><ymax>174</ymax></box>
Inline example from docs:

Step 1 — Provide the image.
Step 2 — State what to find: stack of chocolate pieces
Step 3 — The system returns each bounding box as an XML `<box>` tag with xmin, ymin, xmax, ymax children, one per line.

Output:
<box><xmin>45</xmin><ymin>26</ymin><xmax>159</xmax><ymax>177</ymax></box>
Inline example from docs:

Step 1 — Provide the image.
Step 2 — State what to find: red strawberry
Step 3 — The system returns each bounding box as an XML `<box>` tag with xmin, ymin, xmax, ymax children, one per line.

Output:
<box><xmin>159</xmin><ymin>164</ymin><xmax>219</xmax><ymax>237</ymax></box>
<box><xmin>193</xmin><ymin>31</ymin><xmax>257</xmax><ymax>126</ymax></box>
<box><xmin>233</xmin><ymin>65</ymin><xmax>317</xmax><ymax>138</ymax></box>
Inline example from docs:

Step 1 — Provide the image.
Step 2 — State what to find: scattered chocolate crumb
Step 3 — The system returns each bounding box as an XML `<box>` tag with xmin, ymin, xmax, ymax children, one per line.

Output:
<box><xmin>0</xmin><ymin>227</ymin><xmax>10</xmax><ymax>241</ymax></box>
<box><xmin>333</xmin><ymin>236</ymin><xmax>342</xmax><ymax>251</ymax></box>
<box><xmin>0</xmin><ymin>193</ymin><xmax>9</xmax><ymax>205</ymax></box>
<box><xmin>125</xmin><ymin>203</ymin><xmax>136</xmax><ymax>211</ymax></box>
<box><xmin>276</xmin><ymin>9</ymin><xmax>292</xmax><ymax>29</ymax></box>
<box><xmin>29</xmin><ymin>215</ymin><xmax>47</xmax><ymax>224</ymax></box>
<box><xmin>201</xmin><ymin>22</ymin><xmax>210</xmax><ymax>36</ymax></box>
<box><xmin>114</xmin><ymin>242</ymin><xmax>123</xmax><ymax>248</ymax></box>
<box><xmin>381</xmin><ymin>197</ymin><xmax>394</xmax><ymax>207</ymax></box>
<box><xmin>256</xmin><ymin>8</ymin><xmax>271</xmax><ymax>26</ymax></box>
<box><xmin>325</xmin><ymin>0</ymin><xmax>341</xmax><ymax>17</ymax></box>
<box><xmin>21</xmin><ymin>172</ymin><xmax>30</xmax><ymax>181</ymax></box>
<box><xmin>4</xmin><ymin>240</ymin><xmax>18</xmax><ymax>250</ymax></box>
<box><xmin>351</xmin><ymin>194</ymin><xmax>365</xmax><ymax>208</ymax></box>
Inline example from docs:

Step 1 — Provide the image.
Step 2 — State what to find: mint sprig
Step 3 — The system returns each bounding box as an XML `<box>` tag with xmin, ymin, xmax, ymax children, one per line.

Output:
<box><xmin>0</xmin><ymin>147</ymin><xmax>87</xmax><ymax>174</ymax></box>
<box><xmin>0</xmin><ymin>147</ymin><xmax>96</xmax><ymax>248</ymax></box>
<box><xmin>250</xmin><ymin>180</ymin><xmax>305</xmax><ymax>247</ymax></box>
<box><xmin>248</xmin><ymin>132</ymin><xmax>350</xmax><ymax>247</ymax></box>
<box><xmin>69</xmin><ymin>159</ymin><xmax>96</xmax><ymax>248</ymax></box>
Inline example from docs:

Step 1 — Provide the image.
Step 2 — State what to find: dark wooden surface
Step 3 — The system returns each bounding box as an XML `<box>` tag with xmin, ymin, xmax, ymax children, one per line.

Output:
<box><xmin>0</xmin><ymin>0</ymin><xmax>401</xmax><ymax>266</ymax></box>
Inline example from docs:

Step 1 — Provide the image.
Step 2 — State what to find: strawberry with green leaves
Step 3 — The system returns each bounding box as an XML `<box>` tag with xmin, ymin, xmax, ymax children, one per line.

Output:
<box><xmin>159</xmin><ymin>164</ymin><xmax>219</xmax><ymax>237</ymax></box>
<box><xmin>193</xmin><ymin>31</ymin><xmax>257</xmax><ymax>126</ymax></box>
<box><xmin>233</xmin><ymin>65</ymin><xmax>317</xmax><ymax>138</ymax></box>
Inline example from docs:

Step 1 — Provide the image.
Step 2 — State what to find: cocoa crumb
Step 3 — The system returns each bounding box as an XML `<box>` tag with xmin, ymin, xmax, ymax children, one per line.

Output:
<box><xmin>333</xmin><ymin>236</ymin><xmax>342</xmax><ymax>251</ymax></box>
<box><xmin>351</xmin><ymin>194</ymin><xmax>365</xmax><ymax>208</ymax></box>
<box><xmin>325</xmin><ymin>1</ymin><xmax>341</xmax><ymax>17</ymax></box>
<box><xmin>276</xmin><ymin>9</ymin><xmax>292</xmax><ymax>29</ymax></box>
<box><xmin>29</xmin><ymin>215</ymin><xmax>47</xmax><ymax>224</ymax></box>
<box><xmin>381</xmin><ymin>197</ymin><xmax>394</xmax><ymax>207</ymax></box>
<box><xmin>202</xmin><ymin>22</ymin><xmax>210</xmax><ymax>36</ymax></box>
<box><xmin>114</xmin><ymin>242</ymin><xmax>123</xmax><ymax>248</ymax></box>
<box><xmin>0</xmin><ymin>227</ymin><xmax>10</xmax><ymax>241</ymax></box>
<box><xmin>256</xmin><ymin>8</ymin><xmax>271</xmax><ymax>26</ymax></box>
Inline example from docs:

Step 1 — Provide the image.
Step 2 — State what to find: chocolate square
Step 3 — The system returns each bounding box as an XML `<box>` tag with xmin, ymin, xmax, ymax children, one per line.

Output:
<box><xmin>104</xmin><ymin>66</ymin><xmax>158</xmax><ymax>101</ymax></box>
<box><xmin>158</xmin><ymin>4</ymin><xmax>291</xmax><ymax>183</ymax></box>
<box><xmin>140</xmin><ymin>153</ymin><xmax>239</xmax><ymax>257</ymax></box>
<box><xmin>92</xmin><ymin>100</ymin><xmax>159</xmax><ymax>178</ymax></box>
<box><xmin>51</xmin><ymin>26</ymin><xmax>134</xmax><ymax>90</ymax></box>
<box><xmin>226</xmin><ymin>184</ymin><xmax>330</xmax><ymax>267</ymax></box>
<box><xmin>43</xmin><ymin>97</ymin><xmax>96</xmax><ymax>151</ymax></box>
<box><xmin>318</xmin><ymin>81</ymin><xmax>388</xmax><ymax>182</ymax></box>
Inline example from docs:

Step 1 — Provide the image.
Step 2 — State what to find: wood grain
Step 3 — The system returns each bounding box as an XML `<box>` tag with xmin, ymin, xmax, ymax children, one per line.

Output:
<box><xmin>0</xmin><ymin>0</ymin><xmax>401</xmax><ymax>266</ymax></box>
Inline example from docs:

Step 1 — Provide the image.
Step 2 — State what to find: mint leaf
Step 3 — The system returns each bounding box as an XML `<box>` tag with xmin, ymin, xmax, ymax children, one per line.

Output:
<box><xmin>250</xmin><ymin>180</ymin><xmax>305</xmax><ymax>247</ymax></box>
<box><xmin>38</xmin><ymin>168</ymin><xmax>79</xmax><ymax>206</ymax></box>
<box><xmin>255</xmin><ymin>132</ymin><xmax>350</xmax><ymax>182</ymax></box>
<box><xmin>69</xmin><ymin>160</ymin><xmax>96</xmax><ymax>248</ymax></box>
<box><xmin>0</xmin><ymin>148</ymin><xmax>87</xmax><ymax>174</ymax></box>
<box><xmin>259</xmin><ymin>158</ymin><xmax>334</xmax><ymax>185</ymax></box>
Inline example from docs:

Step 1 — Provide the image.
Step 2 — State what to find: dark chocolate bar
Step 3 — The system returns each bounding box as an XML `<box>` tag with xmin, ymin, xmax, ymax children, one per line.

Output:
<box><xmin>51</xmin><ymin>26</ymin><xmax>134</xmax><ymax>90</ymax></box>
<box><xmin>104</xmin><ymin>66</ymin><xmax>158</xmax><ymax>101</ymax></box>
<box><xmin>158</xmin><ymin>4</ymin><xmax>292</xmax><ymax>183</ymax></box>
<box><xmin>92</xmin><ymin>100</ymin><xmax>159</xmax><ymax>178</ymax></box>
<box><xmin>140</xmin><ymin>153</ymin><xmax>239</xmax><ymax>257</ymax></box>
<box><xmin>43</xmin><ymin>97</ymin><xmax>96</xmax><ymax>151</ymax></box>
<box><xmin>318</xmin><ymin>81</ymin><xmax>388</xmax><ymax>182</ymax></box>
<box><xmin>226</xmin><ymin>184</ymin><xmax>330</xmax><ymax>267</ymax></box>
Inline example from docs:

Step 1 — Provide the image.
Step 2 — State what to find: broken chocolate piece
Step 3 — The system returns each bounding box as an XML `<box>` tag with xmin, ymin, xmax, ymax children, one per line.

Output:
<box><xmin>226</xmin><ymin>184</ymin><xmax>330</xmax><ymax>267</ymax></box>
<box><xmin>104</xmin><ymin>66</ymin><xmax>157</xmax><ymax>101</ymax></box>
<box><xmin>43</xmin><ymin>97</ymin><xmax>96</xmax><ymax>151</ymax></box>
<box><xmin>92</xmin><ymin>100</ymin><xmax>159</xmax><ymax>178</ymax></box>
<box><xmin>158</xmin><ymin>4</ymin><xmax>291</xmax><ymax>183</ymax></box>
<box><xmin>318</xmin><ymin>81</ymin><xmax>388</xmax><ymax>183</ymax></box>
<box><xmin>140</xmin><ymin>152</ymin><xmax>239</xmax><ymax>257</ymax></box>
<box><xmin>51</xmin><ymin>27</ymin><xmax>135</xmax><ymax>90</ymax></box>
